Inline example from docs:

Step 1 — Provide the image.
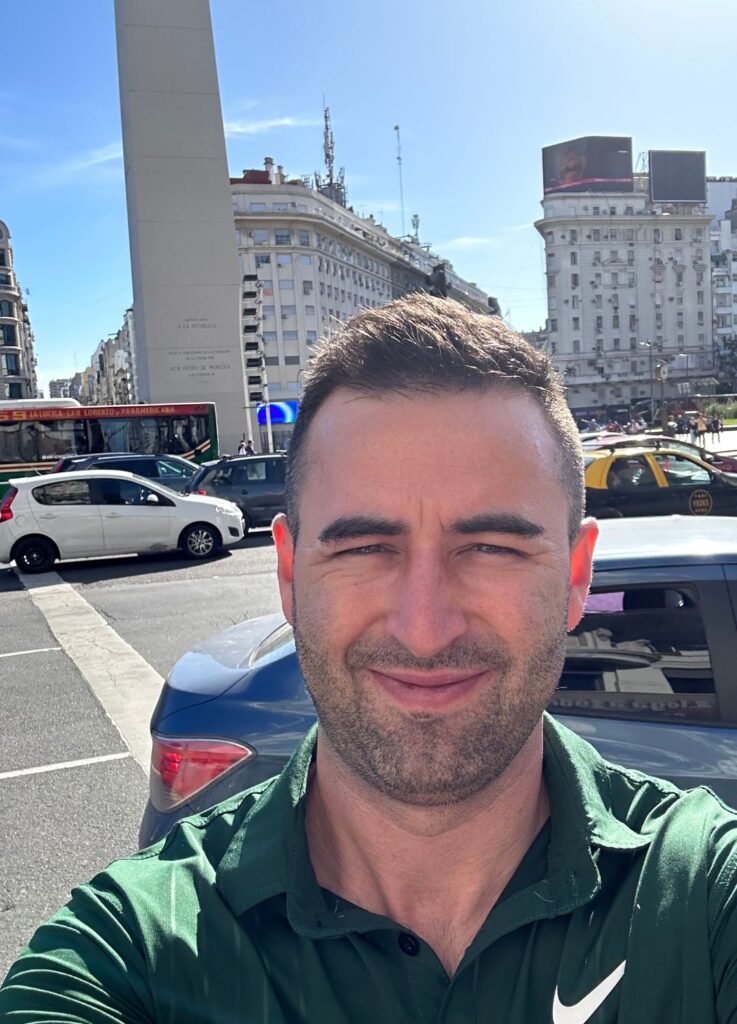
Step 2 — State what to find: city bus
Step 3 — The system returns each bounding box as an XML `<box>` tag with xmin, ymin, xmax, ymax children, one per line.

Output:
<box><xmin>0</xmin><ymin>401</ymin><xmax>218</xmax><ymax>490</ymax></box>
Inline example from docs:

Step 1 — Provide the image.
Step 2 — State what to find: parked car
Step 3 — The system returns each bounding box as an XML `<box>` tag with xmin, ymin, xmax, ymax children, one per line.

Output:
<box><xmin>187</xmin><ymin>454</ymin><xmax>286</xmax><ymax>531</ymax></box>
<box><xmin>52</xmin><ymin>453</ymin><xmax>198</xmax><ymax>492</ymax></box>
<box><xmin>140</xmin><ymin>516</ymin><xmax>737</xmax><ymax>846</ymax></box>
<box><xmin>585</xmin><ymin>447</ymin><xmax>737</xmax><ymax>518</ymax></box>
<box><xmin>583</xmin><ymin>433</ymin><xmax>737</xmax><ymax>474</ymax></box>
<box><xmin>0</xmin><ymin>470</ymin><xmax>244</xmax><ymax>573</ymax></box>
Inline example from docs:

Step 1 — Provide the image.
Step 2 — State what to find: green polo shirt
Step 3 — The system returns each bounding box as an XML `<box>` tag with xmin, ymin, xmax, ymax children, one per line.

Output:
<box><xmin>4</xmin><ymin>716</ymin><xmax>737</xmax><ymax>1023</ymax></box>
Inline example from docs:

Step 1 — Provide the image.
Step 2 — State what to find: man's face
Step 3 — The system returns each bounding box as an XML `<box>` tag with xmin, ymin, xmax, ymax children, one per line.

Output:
<box><xmin>273</xmin><ymin>388</ymin><xmax>597</xmax><ymax>806</ymax></box>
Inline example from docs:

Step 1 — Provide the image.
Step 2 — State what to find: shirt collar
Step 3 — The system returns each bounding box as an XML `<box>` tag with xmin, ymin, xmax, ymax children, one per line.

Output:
<box><xmin>217</xmin><ymin>715</ymin><xmax>653</xmax><ymax>931</ymax></box>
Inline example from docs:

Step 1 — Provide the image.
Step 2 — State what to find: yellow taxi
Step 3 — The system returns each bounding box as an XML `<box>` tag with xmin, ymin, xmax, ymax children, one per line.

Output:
<box><xmin>584</xmin><ymin>447</ymin><xmax>737</xmax><ymax>519</ymax></box>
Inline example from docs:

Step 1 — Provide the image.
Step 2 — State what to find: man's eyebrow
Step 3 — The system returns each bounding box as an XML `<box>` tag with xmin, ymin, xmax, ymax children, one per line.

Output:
<box><xmin>318</xmin><ymin>515</ymin><xmax>409</xmax><ymax>544</ymax></box>
<box><xmin>449</xmin><ymin>511</ymin><xmax>545</xmax><ymax>538</ymax></box>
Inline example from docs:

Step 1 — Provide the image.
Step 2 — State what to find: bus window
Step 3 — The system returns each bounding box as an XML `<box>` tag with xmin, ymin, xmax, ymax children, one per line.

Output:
<box><xmin>92</xmin><ymin>418</ymin><xmax>133</xmax><ymax>453</ymax></box>
<box><xmin>34</xmin><ymin>420</ymin><xmax>88</xmax><ymax>461</ymax></box>
<box><xmin>0</xmin><ymin>422</ymin><xmax>35</xmax><ymax>463</ymax></box>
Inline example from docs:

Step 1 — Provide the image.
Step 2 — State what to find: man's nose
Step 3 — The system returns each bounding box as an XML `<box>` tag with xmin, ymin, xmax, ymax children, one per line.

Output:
<box><xmin>384</xmin><ymin>552</ymin><xmax>468</xmax><ymax>659</ymax></box>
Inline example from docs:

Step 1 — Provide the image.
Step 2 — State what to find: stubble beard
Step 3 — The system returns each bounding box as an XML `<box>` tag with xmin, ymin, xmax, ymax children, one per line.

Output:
<box><xmin>293</xmin><ymin>596</ymin><xmax>569</xmax><ymax>807</ymax></box>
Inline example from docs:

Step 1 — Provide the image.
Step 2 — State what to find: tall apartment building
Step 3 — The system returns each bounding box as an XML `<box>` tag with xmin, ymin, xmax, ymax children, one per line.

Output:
<box><xmin>0</xmin><ymin>219</ymin><xmax>38</xmax><ymax>400</ymax></box>
<box><xmin>231</xmin><ymin>158</ymin><xmax>493</xmax><ymax>446</ymax></box>
<box><xmin>49</xmin><ymin>378</ymin><xmax>73</xmax><ymax>399</ymax></box>
<box><xmin>536</xmin><ymin>139</ymin><xmax>713</xmax><ymax>420</ymax></box>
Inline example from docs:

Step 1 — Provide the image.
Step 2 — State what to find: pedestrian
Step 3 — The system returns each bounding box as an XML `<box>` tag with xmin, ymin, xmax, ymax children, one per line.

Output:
<box><xmin>696</xmin><ymin>413</ymin><xmax>707</xmax><ymax>444</ymax></box>
<box><xmin>676</xmin><ymin>414</ymin><xmax>686</xmax><ymax>438</ymax></box>
<box><xmin>244</xmin><ymin>439</ymin><xmax>256</xmax><ymax>455</ymax></box>
<box><xmin>6</xmin><ymin>293</ymin><xmax>737</xmax><ymax>1021</ymax></box>
<box><xmin>710</xmin><ymin>417</ymin><xmax>722</xmax><ymax>444</ymax></box>
<box><xmin>689</xmin><ymin>416</ymin><xmax>698</xmax><ymax>444</ymax></box>
<box><xmin>237</xmin><ymin>438</ymin><xmax>247</xmax><ymax>455</ymax></box>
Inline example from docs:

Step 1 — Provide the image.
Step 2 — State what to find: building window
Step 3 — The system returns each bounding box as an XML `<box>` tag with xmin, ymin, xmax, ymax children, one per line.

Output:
<box><xmin>281</xmin><ymin>305</ymin><xmax>296</xmax><ymax>316</ymax></box>
<box><xmin>654</xmin><ymin>228</ymin><xmax>662</xmax><ymax>243</ymax></box>
<box><xmin>699</xmin><ymin>333</ymin><xmax>706</xmax><ymax>344</ymax></box>
<box><xmin>611</xmin><ymin>273</ymin><xmax>619</xmax><ymax>286</ymax></box>
<box><xmin>595</xmin><ymin>316</ymin><xmax>603</xmax><ymax>332</ymax></box>
<box><xmin>301</xmin><ymin>254</ymin><xmax>312</xmax><ymax>265</ymax></box>
<box><xmin>263</xmin><ymin>332</ymin><xmax>277</xmax><ymax>343</ymax></box>
<box><xmin>697</xmin><ymin>290</ymin><xmax>704</xmax><ymax>305</ymax></box>
<box><xmin>249</xmin><ymin>202</ymin><xmax>267</xmax><ymax>212</ymax></box>
<box><xmin>0</xmin><ymin>250</ymin><xmax>6</xmax><ymax>267</ymax></box>
<box><xmin>570</xmin><ymin>252</ymin><xmax>578</xmax><ymax>266</ymax></box>
<box><xmin>677</xmin><ymin>334</ymin><xmax>685</xmax><ymax>346</ymax></box>
<box><xmin>627</xmin><ymin>273</ymin><xmax>635</xmax><ymax>288</ymax></box>
<box><xmin>299</xmin><ymin>230</ymin><xmax>310</xmax><ymax>246</ymax></box>
<box><xmin>613</xmin><ymin>337</ymin><xmax>620</xmax><ymax>350</ymax></box>
<box><xmin>610</xmin><ymin>250</ymin><xmax>618</xmax><ymax>262</ymax></box>
<box><xmin>550</xmin><ymin>341</ymin><xmax>557</xmax><ymax>354</ymax></box>
<box><xmin>593</xmin><ymin>206</ymin><xmax>600</xmax><ymax>216</ymax></box>
<box><xmin>625</xmin><ymin>205</ymin><xmax>634</xmax><ymax>215</ymax></box>
<box><xmin>545</xmin><ymin>231</ymin><xmax>554</xmax><ymax>243</ymax></box>
<box><xmin>696</xmin><ymin>272</ymin><xmax>704</xmax><ymax>285</ymax></box>
<box><xmin>549</xmin><ymin>319</ymin><xmax>558</xmax><ymax>332</ymax></box>
<box><xmin>303</xmin><ymin>280</ymin><xmax>313</xmax><ymax>295</ymax></box>
<box><xmin>546</xmin><ymin>273</ymin><xmax>556</xmax><ymax>288</ymax></box>
<box><xmin>697</xmin><ymin>312</ymin><xmax>704</xmax><ymax>326</ymax></box>
<box><xmin>625</xmin><ymin>228</ymin><xmax>634</xmax><ymax>241</ymax></box>
<box><xmin>255</xmin><ymin>253</ymin><xmax>270</xmax><ymax>267</ymax></box>
<box><xmin>655</xmin><ymin>312</ymin><xmax>663</xmax><ymax>328</ymax></box>
<box><xmin>629</xmin><ymin>315</ymin><xmax>637</xmax><ymax>330</ymax></box>
<box><xmin>675</xmin><ymin>272</ymin><xmax>683</xmax><ymax>288</ymax></box>
<box><xmin>572</xmin><ymin>317</ymin><xmax>580</xmax><ymax>330</ymax></box>
<box><xmin>304</xmin><ymin>305</ymin><xmax>315</xmax><ymax>316</ymax></box>
<box><xmin>251</xmin><ymin>229</ymin><xmax>268</xmax><ymax>246</ymax></box>
<box><xmin>262</xmin><ymin>279</ymin><xmax>273</xmax><ymax>296</ymax></box>
<box><xmin>272</xmin><ymin>202</ymin><xmax>290</xmax><ymax>212</ymax></box>
<box><xmin>0</xmin><ymin>300</ymin><xmax>14</xmax><ymax>317</ymax></box>
<box><xmin>609</xmin><ymin>229</ymin><xmax>617</xmax><ymax>241</ymax></box>
<box><xmin>572</xmin><ymin>339</ymin><xmax>580</xmax><ymax>353</ymax></box>
<box><xmin>285</xmin><ymin>354</ymin><xmax>300</xmax><ymax>364</ymax></box>
<box><xmin>276</xmin><ymin>254</ymin><xmax>292</xmax><ymax>266</ymax></box>
<box><xmin>595</xmin><ymin>294</ymin><xmax>602</xmax><ymax>309</ymax></box>
<box><xmin>571</xmin><ymin>274</ymin><xmax>579</xmax><ymax>288</ymax></box>
<box><xmin>8</xmin><ymin>382</ymin><xmax>22</xmax><ymax>399</ymax></box>
<box><xmin>630</xmin><ymin>337</ymin><xmax>637</xmax><ymax>350</ymax></box>
<box><xmin>284</xmin><ymin>331</ymin><xmax>299</xmax><ymax>342</ymax></box>
<box><xmin>627</xmin><ymin>250</ymin><xmax>635</xmax><ymax>266</ymax></box>
<box><xmin>278</xmin><ymin>279</ymin><xmax>294</xmax><ymax>290</ymax></box>
<box><xmin>5</xmin><ymin>352</ymin><xmax>19</xmax><ymax>374</ymax></box>
<box><xmin>571</xmin><ymin>295</ymin><xmax>579</xmax><ymax>309</ymax></box>
<box><xmin>275</xmin><ymin>231</ymin><xmax>291</xmax><ymax>246</ymax></box>
<box><xmin>612</xmin><ymin>315</ymin><xmax>620</xmax><ymax>328</ymax></box>
<box><xmin>630</xmin><ymin>360</ymin><xmax>637</xmax><ymax>374</ymax></box>
<box><xmin>262</xmin><ymin>305</ymin><xmax>275</xmax><ymax>318</ymax></box>
<box><xmin>593</xmin><ymin>251</ymin><xmax>601</xmax><ymax>265</ymax></box>
<box><xmin>0</xmin><ymin>324</ymin><xmax>17</xmax><ymax>346</ymax></box>
<box><xmin>593</xmin><ymin>229</ymin><xmax>601</xmax><ymax>241</ymax></box>
<box><xmin>570</xmin><ymin>229</ymin><xmax>578</xmax><ymax>243</ymax></box>
<box><xmin>306</xmin><ymin>330</ymin><xmax>317</xmax><ymax>343</ymax></box>
<box><xmin>674</xmin><ymin>228</ymin><xmax>683</xmax><ymax>241</ymax></box>
<box><xmin>264</xmin><ymin>356</ymin><xmax>280</xmax><ymax>366</ymax></box>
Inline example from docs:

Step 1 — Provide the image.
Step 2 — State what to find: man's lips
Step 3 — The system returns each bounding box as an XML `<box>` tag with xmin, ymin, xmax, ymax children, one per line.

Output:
<box><xmin>368</xmin><ymin>669</ymin><xmax>486</xmax><ymax>689</ymax></box>
<box><xmin>365</xmin><ymin>667</ymin><xmax>489</xmax><ymax>711</ymax></box>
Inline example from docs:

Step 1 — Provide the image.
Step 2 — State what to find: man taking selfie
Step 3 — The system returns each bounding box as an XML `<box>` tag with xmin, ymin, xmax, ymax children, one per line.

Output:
<box><xmin>3</xmin><ymin>294</ymin><xmax>737</xmax><ymax>1022</ymax></box>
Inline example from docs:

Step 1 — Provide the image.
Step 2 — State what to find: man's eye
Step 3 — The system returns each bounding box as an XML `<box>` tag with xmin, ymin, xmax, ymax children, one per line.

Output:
<box><xmin>472</xmin><ymin>543</ymin><xmax>521</xmax><ymax>556</ymax></box>
<box><xmin>335</xmin><ymin>544</ymin><xmax>387</xmax><ymax>556</ymax></box>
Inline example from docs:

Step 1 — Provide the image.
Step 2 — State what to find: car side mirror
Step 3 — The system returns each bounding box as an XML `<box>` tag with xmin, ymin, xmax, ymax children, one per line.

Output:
<box><xmin>146</xmin><ymin>493</ymin><xmax>160</xmax><ymax>506</ymax></box>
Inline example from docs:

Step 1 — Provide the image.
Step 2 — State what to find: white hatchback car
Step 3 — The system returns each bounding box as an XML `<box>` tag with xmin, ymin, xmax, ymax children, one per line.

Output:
<box><xmin>0</xmin><ymin>470</ymin><xmax>244</xmax><ymax>573</ymax></box>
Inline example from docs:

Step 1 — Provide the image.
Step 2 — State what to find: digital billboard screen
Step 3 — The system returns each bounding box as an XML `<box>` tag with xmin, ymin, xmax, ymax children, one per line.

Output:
<box><xmin>649</xmin><ymin>150</ymin><xmax>706</xmax><ymax>202</ymax></box>
<box><xmin>256</xmin><ymin>400</ymin><xmax>299</xmax><ymax>426</ymax></box>
<box><xmin>542</xmin><ymin>136</ymin><xmax>634</xmax><ymax>194</ymax></box>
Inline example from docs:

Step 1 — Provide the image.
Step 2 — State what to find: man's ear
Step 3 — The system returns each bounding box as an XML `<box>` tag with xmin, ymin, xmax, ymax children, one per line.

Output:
<box><xmin>567</xmin><ymin>518</ymin><xmax>598</xmax><ymax>631</ymax></box>
<box><xmin>272</xmin><ymin>514</ymin><xmax>295</xmax><ymax>624</ymax></box>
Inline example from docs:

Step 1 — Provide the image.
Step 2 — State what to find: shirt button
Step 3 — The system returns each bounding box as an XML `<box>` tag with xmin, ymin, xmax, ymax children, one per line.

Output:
<box><xmin>397</xmin><ymin>932</ymin><xmax>420</xmax><ymax>956</ymax></box>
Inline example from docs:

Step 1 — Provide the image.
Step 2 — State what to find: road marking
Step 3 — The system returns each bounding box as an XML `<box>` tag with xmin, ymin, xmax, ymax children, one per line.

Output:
<box><xmin>0</xmin><ymin>646</ymin><xmax>62</xmax><ymax>659</ymax></box>
<box><xmin>0</xmin><ymin>751</ymin><xmax>132</xmax><ymax>782</ymax></box>
<box><xmin>14</xmin><ymin>569</ymin><xmax>163</xmax><ymax>774</ymax></box>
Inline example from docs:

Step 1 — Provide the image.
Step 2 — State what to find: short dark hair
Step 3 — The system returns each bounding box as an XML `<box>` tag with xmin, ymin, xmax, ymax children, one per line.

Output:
<box><xmin>286</xmin><ymin>293</ymin><xmax>584</xmax><ymax>542</ymax></box>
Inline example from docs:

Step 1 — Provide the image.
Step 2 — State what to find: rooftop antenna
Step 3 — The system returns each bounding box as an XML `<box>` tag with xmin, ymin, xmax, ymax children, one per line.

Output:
<box><xmin>394</xmin><ymin>124</ymin><xmax>406</xmax><ymax>237</ymax></box>
<box><xmin>315</xmin><ymin>100</ymin><xmax>346</xmax><ymax>206</ymax></box>
<box><xmin>411</xmin><ymin>213</ymin><xmax>420</xmax><ymax>243</ymax></box>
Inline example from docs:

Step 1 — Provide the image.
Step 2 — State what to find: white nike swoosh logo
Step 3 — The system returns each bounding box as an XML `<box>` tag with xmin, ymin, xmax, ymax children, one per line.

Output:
<box><xmin>552</xmin><ymin>960</ymin><xmax>626</xmax><ymax>1024</ymax></box>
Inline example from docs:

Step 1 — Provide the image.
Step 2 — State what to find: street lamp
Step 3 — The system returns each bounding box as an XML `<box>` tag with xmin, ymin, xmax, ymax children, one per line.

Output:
<box><xmin>640</xmin><ymin>340</ymin><xmax>655</xmax><ymax>425</ymax></box>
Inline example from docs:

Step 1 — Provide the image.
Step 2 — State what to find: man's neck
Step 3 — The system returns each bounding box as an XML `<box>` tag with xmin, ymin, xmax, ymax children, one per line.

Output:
<box><xmin>304</xmin><ymin>723</ymin><xmax>549</xmax><ymax>977</ymax></box>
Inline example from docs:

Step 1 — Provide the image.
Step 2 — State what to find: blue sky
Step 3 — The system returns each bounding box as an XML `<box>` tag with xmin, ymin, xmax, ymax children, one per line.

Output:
<box><xmin>4</xmin><ymin>0</ymin><xmax>737</xmax><ymax>393</ymax></box>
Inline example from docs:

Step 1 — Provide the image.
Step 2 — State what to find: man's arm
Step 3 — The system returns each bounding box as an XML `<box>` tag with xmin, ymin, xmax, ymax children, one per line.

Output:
<box><xmin>0</xmin><ymin>878</ymin><xmax>155</xmax><ymax>1024</ymax></box>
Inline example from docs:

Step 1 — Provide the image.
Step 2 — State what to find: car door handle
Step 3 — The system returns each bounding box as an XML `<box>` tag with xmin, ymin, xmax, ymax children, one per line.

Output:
<box><xmin>38</xmin><ymin>513</ymin><xmax>56</xmax><ymax>520</ymax></box>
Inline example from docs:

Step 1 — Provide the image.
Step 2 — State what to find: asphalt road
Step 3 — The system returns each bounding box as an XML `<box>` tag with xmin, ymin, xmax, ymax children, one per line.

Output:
<box><xmin>0</xmin><ymin>529</ymin><xmax>282</xmax><ymax>979</ymax></box>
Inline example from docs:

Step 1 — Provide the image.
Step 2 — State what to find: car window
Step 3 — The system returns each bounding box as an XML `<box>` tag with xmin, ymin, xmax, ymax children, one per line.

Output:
<box><xmin>651</xmin><ymin>454</ymin><xmax>711</xmax><ymax>487</ymax></box>
<box><xmin>210</xmin><ymin>465</ymin><xmax>234</xmax><ymax>486</ymax></box>
<box><xmin>93</xmin><ymin>458</ymin><xmax>154</xmax><ymax>475</ymax></box>
<box><xmin>606</xmin><ymin>455</ymin><xmax>658</xmax><ymax>489</ymax></box>
<box><xmin>550</xmin><ymin>585</ymin><xmax>716</xmax><ymax>723</ymax></box>
<box><xmin>91</xmin><ymin>478</ymin><xmax>168</xmax><ymax>507</ymax></box>
<box><xmin>32</xmin><ymin>480</ymin><xmax>92</xmax><ymax>505</ymax></box>
<box><xmin>158</xmin><ymin>458</ymin><xmax>196</xmax><ymax>479</ymax></box>
<box><xmin>267</xmin><ymin>459</ymin><xmax>286</xmax><ymax>483</ymax></box>
<box><xmin>244</xmin><ymin>460</ymin><xmax>267</xmax><ymax>482</ymax></box>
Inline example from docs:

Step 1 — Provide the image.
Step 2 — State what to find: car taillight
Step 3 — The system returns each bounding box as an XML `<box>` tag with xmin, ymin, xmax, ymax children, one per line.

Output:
<box><xmin>0</xmin><ymin>487</ymin><xmax>17</xmax><ymax>523</ymax></box>
<box><xmin>193</xmin><ymin>489</ymin><xmax>208</xmax><ymax>495</ymax></box>
<box><xmin>149</xmin><ymin>734</ymin><xmax>254</xmax><ymax>811</ymax></box>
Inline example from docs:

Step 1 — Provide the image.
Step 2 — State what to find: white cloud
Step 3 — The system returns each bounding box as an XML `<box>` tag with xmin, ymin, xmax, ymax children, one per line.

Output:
<box><xmin>436</xmin><ymin>235</ymin><xmax>501</xmax><ymax>250</ymax></box>
<box><xmin>224</xmin><ymin>116</ymin><xmax>320</xmax><ymax>138</ymax></box>
<box><xmin>34</xmin><ymin>141</ymin><xmax>123</xmax><ymax>186</ymax></box>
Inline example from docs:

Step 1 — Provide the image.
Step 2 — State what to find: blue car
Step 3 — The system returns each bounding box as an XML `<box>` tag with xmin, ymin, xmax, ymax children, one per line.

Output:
<box><xmin>139</xmin><ymin>516</ymin><xmax>737</xmax><ymax>847</ymax></box>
